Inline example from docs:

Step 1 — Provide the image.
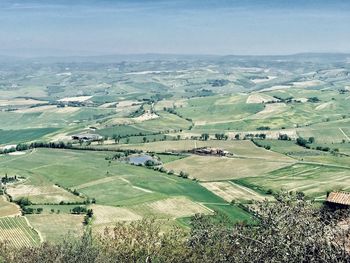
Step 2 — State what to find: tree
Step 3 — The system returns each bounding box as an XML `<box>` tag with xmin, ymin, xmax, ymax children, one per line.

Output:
<box><xmin>308</xmin><ymin>137</ymin><xmax>315</xmax><ymax>143</ymax></box>
<box><xmin>214</xmin><ymin>133</ymin><xmax>227</xmax><ymax>140</ymax></box>
<box><xmin>143</xmin><ymin>137</ymin><xmax>147</xmax><ymax>143</ymax></box>
<box><xmin>200</xmin><ymin>133</ymin><xmax>209</xmax><ymax>141</ymax></box>
<box><xmin>296</xmin><ymin>137</ymin><xmax>308</xmax><ymax>147</ymax></box>
<box><xmin>278</xmin><ymin>134</ymin><xmax>291</xmax><ymax>141</ymax></box>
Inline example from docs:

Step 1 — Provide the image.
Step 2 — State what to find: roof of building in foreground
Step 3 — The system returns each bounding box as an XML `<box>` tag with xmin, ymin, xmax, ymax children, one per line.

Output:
<box><xmin>326</xmin><ymin>192</ymin><xmax>350</xmax><ymax>206</ymax></box>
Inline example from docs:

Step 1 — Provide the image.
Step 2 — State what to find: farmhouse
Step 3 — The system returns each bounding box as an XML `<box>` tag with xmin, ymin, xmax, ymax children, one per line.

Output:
<box><xmin>190</xmin><ymin>147</ymin><xmax>229</xmax><ymax>156</ymax></box>
<box><xmin>326</xmin><ymin>192</ymin><xmax>350</xmax><ymax>208</ymax></box>
<box><xmin>71</xmin><ymin>133</ymin><xmax>103</xmax><ymax>142</ymax></box>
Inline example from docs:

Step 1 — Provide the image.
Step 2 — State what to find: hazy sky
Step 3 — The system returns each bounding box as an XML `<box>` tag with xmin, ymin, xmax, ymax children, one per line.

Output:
<box><xmin>1</xmin><ymin>0</ymin><xmax>350</xmax><ymax>56</ymax></box>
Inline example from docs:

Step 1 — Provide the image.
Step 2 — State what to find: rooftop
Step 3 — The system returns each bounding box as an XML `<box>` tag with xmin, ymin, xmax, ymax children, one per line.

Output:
<box><xmin>326</xmin><ymin>192</ymin><xmax>350</xmax><ymax>206</ymax></box>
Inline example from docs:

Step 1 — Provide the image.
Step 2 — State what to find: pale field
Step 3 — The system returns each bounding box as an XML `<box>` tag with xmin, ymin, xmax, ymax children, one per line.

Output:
<box><xmin>292</xmin><ymin>80</ymin><xmax>324</xmax><ymax>87</ymax></box>
<box><xmin>133</xmin><ymin>111</ymin><xmax>159</xmax><ymax>122</ymax></box>
<box><xmin>135</xmin><ymin>197</ymin><xmax>212</xmax><ymax>218</ymax></box>
<box><xmin>49</xmin><ymin>132</ymin><xmax>72</xmax><ymax>142</ymax></box>
<box><xmin>164</xmin><ymin>155</ymin><xmax>294</xmax><ymax>181</ymax></box>
<box><xmin>15</xmin><ymin>105</ymin><xmax>79</xmax><ymax>114</ymax></box>
<box><xmin>58</xmin><ymin>96</ymin><xmax>92</xmax><ymax>102</ymax></box>
<box><xmin>246</xmin><ymin>93</ymin><xmax>279</xmax><ymax>104</ymax></box>
<box><xmin>260</xmin><ymin>85</ymin><xmax>292</xmax><ymax>92</ymax></box>
<box><xmin>90</xmin><ymin>204</ymin><xmax>142</xmax><ymax>225</ymax></box>
<box><xmin>154</xmin><ymin>100</ymin><xmax>175</xmax><ymax>110</ymax></box>
<box><xmin>0</xmin><ymin>98</ymin><xmax>47</xmax><ymax>107</ymax></box>
<box><xmin>315</xmin><ymin>101</ymin><xmax>336</xmax><ymax>111</ymax></box>
<box><xmin>15</xmin><ymin>105</ymin><xmax>57</xmax><ymax>113</ymax></box>
<box><xmin>249</xmin><ymin>103</ymin><xmax>287</xmax><ymax>119</ymax></box>
<box><xmin>99</xmin><ymin>102</ymin><xmax>117</xmax><ymax>108</ymax></box>
<box><xmin>7</xmin><ymin>184</ymin><xmax>83</xmax><ymax>204</ymax></box>
<box><xmin>115</xmin><ymin>140</ymin><xmax>294</xmax><ymax>162</ymax></box>
<box><xmin>200</xmin><ymin>182</ymin><xmax>266</xmax><ymax>202</ymax></box>
<box><xmin>250</xmin><ymin>76</ymin><xmax>277</xmax><ymax>84</ymax></box>
<box><xmin>8</xmin><ymin>151</ymin><xmax>27</xmax><ymax>156</ymax></box>
<box><xmin>117</xmin><ymin>100</ymin><xmax>141</xmax><ymax>107</ymax></box>
<box><xmin>26</xmin><ymin>214</ymin><xmax>84</xmax><ymax>242</ymax></box>
<box><xmin>0</xmin><ymin>196</ymin><xmax>21</xmax><ymax>217</ymax></box>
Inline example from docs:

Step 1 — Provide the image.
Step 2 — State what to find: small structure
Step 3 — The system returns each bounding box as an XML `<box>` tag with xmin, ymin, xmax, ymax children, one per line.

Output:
<box><xmin>190</xmin><ymin>147</ymin><xmax>229</xmax><ymax>157</ymax></box>
<box><xmin>71</xmin><ymin>133</ymin><xmax>102</xmax><ymax>142</ymax></box>
<box><xmin>326</xmin><ymin>192</ymin><xmax>350</xmax><ymax>208</ymax></box>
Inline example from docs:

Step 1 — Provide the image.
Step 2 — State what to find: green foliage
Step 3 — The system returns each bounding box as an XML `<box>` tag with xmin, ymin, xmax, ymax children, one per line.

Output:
<box><xmin>200</xmin><ymin>133</ymin><xmax>209</xmax><ymax>141</ymax></box>
<box><xmin>1</xmin><ymin>195</ymin><xmax>350</xmax><ymax>262</ymax></box>
<box><xmin>296</xmin><ymin>137</ymin><xmax>309</xmax><ymax>147</ymax></box>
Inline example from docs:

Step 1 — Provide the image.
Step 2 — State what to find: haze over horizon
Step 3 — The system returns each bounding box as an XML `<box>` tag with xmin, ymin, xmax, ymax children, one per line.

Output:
<box><xmin>1</xmin><ymin>0</ymin><xmax>350</xmax><ymax>57</ymax></box>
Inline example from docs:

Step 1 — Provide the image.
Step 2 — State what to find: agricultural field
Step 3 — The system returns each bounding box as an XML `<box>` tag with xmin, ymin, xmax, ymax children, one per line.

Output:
<box><xmin>0</xmin><ymin>196</ymin><xmax>20</xmax><ymax>217</ymax></box>
<box><xmin>1</xmin><ymin>54</ymin><xmax>350</xmax><ymax>244</ymax></box>
<box><xmin>163</xmin><ymin>155</ymin><xmax>294</xmax><ymax>181</ymax></box>
<box><xmin>200</xmin><ymin>181</ymin><xmax>267</xmax><ymax>203</ymax></box>
<box><xmin>236</xmin><ymin>164</ymin><xmax>350</xmax><ymax>199</ymax></box>
<box><xmin>0</xmin><ymin>217</ymin><xmax>41</xmax><ymax>247</ymax></box>
<box><xmin>26</xmin><ymin>214</ymin><xmax>84</xmax><ymax>243</ymax></box>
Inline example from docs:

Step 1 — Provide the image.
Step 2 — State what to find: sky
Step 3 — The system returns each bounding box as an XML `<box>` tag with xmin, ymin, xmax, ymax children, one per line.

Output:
<box><xmin>0</xmin><ymin>0</ymin><xmax>350</xmax><ymax>57</ymax></box>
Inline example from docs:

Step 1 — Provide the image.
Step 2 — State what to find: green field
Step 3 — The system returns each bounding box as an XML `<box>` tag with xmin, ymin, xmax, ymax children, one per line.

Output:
<box><xmin>0</xmin><ymin>128</ymin><xmax>59</xmax><ymax>145</ymax></box>
<box><xmin>236</xmin><ymin>163</ymin><xmax>350</xmax><ymax>198</ymax></box>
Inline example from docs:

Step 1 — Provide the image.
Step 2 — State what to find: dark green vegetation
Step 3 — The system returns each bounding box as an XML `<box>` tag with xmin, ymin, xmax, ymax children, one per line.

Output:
<box><xmin>0</xmin><ymin>128</ymin><xmax>59</xmax><ymax>145</ymax></box>
<box><xmin>1</xmin><ymin>194</ymin><xmax>350</xmax><ymax>263</ymax></box>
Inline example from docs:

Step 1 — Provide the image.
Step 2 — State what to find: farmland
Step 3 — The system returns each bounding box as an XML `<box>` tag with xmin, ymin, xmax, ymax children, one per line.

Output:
<box><xmin>0</xmin><ymin>53</ymin><xmax>350</xmax><ymax>245</ymax></box>
<box><xmin>0</xmin><ymin>217</ymin><xmax>41</xmax><ymax>247</ymax></box>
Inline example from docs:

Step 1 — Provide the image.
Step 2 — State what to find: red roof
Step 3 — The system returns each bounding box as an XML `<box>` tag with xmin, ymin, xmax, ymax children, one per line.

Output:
<box><xmin>326</xmin><ymin>192</ymin><xmax>350</xmax><ymax>206</ymax></box>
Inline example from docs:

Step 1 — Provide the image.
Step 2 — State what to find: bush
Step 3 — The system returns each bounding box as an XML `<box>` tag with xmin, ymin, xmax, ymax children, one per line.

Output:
<box><xmin>296</xmin><ymin>137</ymin><xmax>308</xmax><ymax>147</ymax></box>
<box><xmin>1</xmin><ymin>193</ymin><xmax>350</xmax><ymax>263</ymax></box>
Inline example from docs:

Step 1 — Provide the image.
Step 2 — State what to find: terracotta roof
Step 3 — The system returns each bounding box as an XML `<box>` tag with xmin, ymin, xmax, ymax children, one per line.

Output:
<box><xmin>326</xmin><ymin>192</ymin><xmax>350</xmax><ymax>206</ymax></box>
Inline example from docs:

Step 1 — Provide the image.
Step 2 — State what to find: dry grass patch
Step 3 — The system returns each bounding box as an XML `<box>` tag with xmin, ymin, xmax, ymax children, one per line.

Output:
<box><xmin>164</xmin><ymin>155</ymin><xmax>293</xmax><ymax>181</ymax></box>
<box><xmin>249</xmin><ymin>103</ymin><xmax>287</xmax><ymax>119</ymax></box>
<box><xmin>26</xmin><ymin>214</ymin><xmax>84</xmax><ymax>242</ymax></box>
<box><xmin>58</xmin><ymin>96</ymin><xmax>92</xmax><ymax>102</ymax></box>
<box><xmin>246</xmin><ymin>93</ymin><xmax>279</xmax><ymax>104</ymax></box>
<box><xmin>0</xmin><ymin>196</ymin><xmax>20</xmax><ymax>217</ymax></box>
<box><xmin>200</xmin><ymin>182</ymin><xmax>265</xmax><ymax>202</ymax></box>
<box><xmin>292</xmin><ymin>80</ymin><xmax>324</xmax><ymax>87</ymax></box>
<box><xmin>91</xmin><ymin>205</ymin><xmax>142</xmax><ymax>225</ymax></box>
<box><xmin>7</xmin><ymin>184</ymin><xmax>83</xmax><ymax>204</ymax></box>
<box><xmin>145</xmin><ymin>197</ymin><xmax>212</xmax><ymax>218</ymax></box>
<box><xmin>133</xmin><ymin>111</ymin><xmax>159</xmax><ymax>122</ymax></box>
<box><xmin>0</xmin><ymin>98</ymin><xmax>46</xmax><ymax>107</ymax></box>
<box><xmin>15</xmin><ymin>105</ymin><xmax>79</xmax><ymax>114</ymax></box>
